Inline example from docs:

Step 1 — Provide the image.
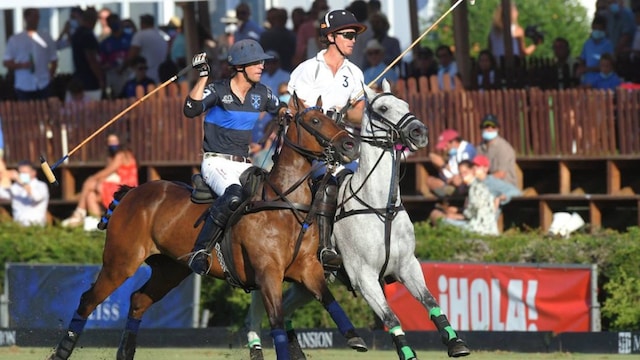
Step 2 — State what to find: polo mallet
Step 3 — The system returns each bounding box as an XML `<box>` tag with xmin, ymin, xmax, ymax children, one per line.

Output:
<box><xmin>40</xmin><ymin>65</ymin><xmax>191</xmax><ymax>186</ymax></box>
<box><xmin>341</xmin><ymin>0</ymin><xmax>470</xmax><ymax>115</ymax></box>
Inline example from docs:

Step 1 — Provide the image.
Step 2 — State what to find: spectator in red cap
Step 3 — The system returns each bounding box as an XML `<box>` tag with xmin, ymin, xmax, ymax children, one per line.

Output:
<box><xmin>477</xmin><ymin>114</ymin><xmax>518</xmax><ymax>188</ymax></box>
<box><xmin>429</xmin><ymin>159</ymin><xmax>499</xmax><ymax>236</ymax></box>
<box><xmin>426</xmin><ymin>128</ymin><xmax>476</xmax><ymax>198</ymax></box>
<box><xmin>473</xmin><ymin>154</ymin><xmax>522</xmax><ymax>214</ymax></box>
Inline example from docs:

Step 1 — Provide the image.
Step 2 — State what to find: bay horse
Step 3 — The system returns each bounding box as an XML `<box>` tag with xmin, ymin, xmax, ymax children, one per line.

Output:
<box><xmin>47</xmin><ymin>96</ymin><xmax>364</xmax><ymax>360</ymax></box>
<box><xmin>246</xmin><ymin>80</ymin><xmax>470</xmax><ymax>360</ymax></box>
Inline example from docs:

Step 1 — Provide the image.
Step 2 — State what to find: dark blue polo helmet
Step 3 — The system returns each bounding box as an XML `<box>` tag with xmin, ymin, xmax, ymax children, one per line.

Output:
<box><xmin>227</xmin><ymin>39</ymin><xmax>273</xmax><ymax>66</ymax></box>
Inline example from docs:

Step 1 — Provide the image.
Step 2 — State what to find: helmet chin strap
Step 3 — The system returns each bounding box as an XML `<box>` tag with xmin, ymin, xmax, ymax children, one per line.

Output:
<box><xmin>235</xmin><ymin>66</ymin><xmax>256</xmax><ymax>85</ymax></box>
<box><xmin>328</xmin><ymin>34</ymin><xmax>347</xmax><ymax>58</ymax></box>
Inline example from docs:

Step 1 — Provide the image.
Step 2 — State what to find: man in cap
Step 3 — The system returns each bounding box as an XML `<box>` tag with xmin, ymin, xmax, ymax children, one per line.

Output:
<box><xmin>477</xmin><ymin>114</ymin><xmax>518</xmax><ymax>187</ymax></box>
<box><xmin>183</xmin><ymin>39</ymin><xmax>288</xmax><ymax>275</ymax></box>
<box><xmin>426</xmin><ymin>128</ymin><xmax>476</xmax><ymax>198</ymax></box>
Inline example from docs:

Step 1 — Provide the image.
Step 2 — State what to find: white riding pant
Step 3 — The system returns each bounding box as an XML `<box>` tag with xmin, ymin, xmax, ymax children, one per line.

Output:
<box><xmin>201</xmin><ymin>156</ymin><xmax>252</xmax><ymax>196</ymax></box>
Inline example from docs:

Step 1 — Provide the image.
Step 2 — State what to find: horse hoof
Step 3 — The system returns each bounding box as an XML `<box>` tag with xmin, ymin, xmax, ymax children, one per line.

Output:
<box><xmin>347</xmin><ymin>336</ymin><xmax>368</xmax><ymax>352</ymax></box>
<box><xmin>249</xmin><ymin>344</ymin><xmax>264</xmax><ymax>360</ymax></box>
<box><xmin>447</xmin><ymin>338</ymin><xmax>471</xmax><ymax>357</ymax></box>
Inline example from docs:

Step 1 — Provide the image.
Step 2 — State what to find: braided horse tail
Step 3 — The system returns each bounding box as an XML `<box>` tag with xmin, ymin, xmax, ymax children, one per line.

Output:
<box><xmin>97</xmin><ymin>185</ymin><xmax>135</xmax><ymax>230</ymax></box>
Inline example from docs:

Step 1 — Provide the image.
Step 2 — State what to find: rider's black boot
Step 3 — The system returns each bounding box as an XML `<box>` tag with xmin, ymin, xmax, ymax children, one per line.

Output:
<box><xmin>188</xmin><ymin>184</ymin><xmax>244</xmax><ymax>275</ymax></box>
<box><xmin>315</xmin><ymin>181</ymin><xmax>341</xmax><ymax>269</ymax></box>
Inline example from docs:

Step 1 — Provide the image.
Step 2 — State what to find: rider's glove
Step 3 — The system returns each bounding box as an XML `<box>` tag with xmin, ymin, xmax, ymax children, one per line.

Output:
<box><xmin>192</xmin><ymin>52</ymin><xmax>210</xmax><ymax>78</ymax></box>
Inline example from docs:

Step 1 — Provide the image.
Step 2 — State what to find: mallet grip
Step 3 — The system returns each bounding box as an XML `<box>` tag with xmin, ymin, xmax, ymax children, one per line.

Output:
<box><xmin>40</xmin><ymin>156</ymin><xmax>58</xmax><ymax>186</ymax></box>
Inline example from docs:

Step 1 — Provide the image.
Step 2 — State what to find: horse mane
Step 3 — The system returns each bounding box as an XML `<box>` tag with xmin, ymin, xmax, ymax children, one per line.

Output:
<box><xmin>113</xmin><ymin>185</ymin><xmax>135</xmax><ymax>201</ymax></box>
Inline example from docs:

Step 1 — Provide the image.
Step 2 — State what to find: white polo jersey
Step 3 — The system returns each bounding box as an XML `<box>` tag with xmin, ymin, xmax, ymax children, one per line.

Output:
<box><xmin>288</xmin><ymin>49</ymin><xmax>364</xmax><ymax>111</ymax></box>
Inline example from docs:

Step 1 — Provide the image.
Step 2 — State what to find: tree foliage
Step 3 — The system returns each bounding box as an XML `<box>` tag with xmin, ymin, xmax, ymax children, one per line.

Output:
<box><xmin>423</xmin><ymin>0</ymin><xmax>591</xmax><ymax>59</ymax></box>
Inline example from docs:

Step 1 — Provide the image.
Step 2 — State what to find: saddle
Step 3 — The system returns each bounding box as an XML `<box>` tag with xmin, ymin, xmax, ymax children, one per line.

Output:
<box><xmin>190</xmin><ymin>166</ymin><xmax>267</xmax><ymax>204</ymax></box>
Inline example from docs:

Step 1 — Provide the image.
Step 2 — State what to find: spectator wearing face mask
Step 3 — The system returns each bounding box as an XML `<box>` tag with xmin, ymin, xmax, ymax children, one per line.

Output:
<box><xmin>426</xmin><ymin>129</ymin><xmax>476</xmax><ymax>198</ymax></box>
<box><xmin>429</xmin><ymin>159</ymin><xmax>499</xmax><ymax>236</ymax></box>
<box><xmin>576</xmin><ymin>15</ymin><xmax>614</xmax><ymax>81</ymax></box>
<box><xmin>0</xmin><ymin>159</ymin><xmax>49</xmax><ymax>227</ymax></box>
<box><xmin>581</xmin><ymin>53</ymin><xmax>622</xmax><ymax>90</ymax></box>
<box><xmin>476</xmin><ymin>114</ymin><xmax>518</xmax><ymax>188</ymax></box>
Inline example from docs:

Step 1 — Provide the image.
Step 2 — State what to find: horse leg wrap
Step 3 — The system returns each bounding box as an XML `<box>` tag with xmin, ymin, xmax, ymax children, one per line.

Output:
<box><xmin>116</xmin><ymin>317</ymin><xmax>141</xmax><ymax>360</ymax></box>
<box><xmin>48</xmin><ymin>330</ymin><xmax>80</xmax><ymax>360</ymax></box>
<box><xmin>271</xmin><ymin>329</ymin><xmax>290</xmax><ymax>360</ymax></box>
<box><xmin>390</xmin><ymin>332</ymin><xmax>417</xmax><ymax>360</ymax></box>
<box><xmin>325</xmin><ymin>300</ymin><xmax>354</xmax><ymax>335</ymax></box>
<box><xmin>430</xmin><ymin>313</ymin><xmax>458</xmax><ymax>345</ymax></box>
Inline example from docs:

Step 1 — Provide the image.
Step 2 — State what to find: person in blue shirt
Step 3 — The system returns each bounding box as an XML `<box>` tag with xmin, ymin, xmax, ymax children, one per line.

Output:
<box><xmin>427</xmin><ymin>129</ymin><xmax>476</xmax><ymax>198</ymax></box>
<box><xmin>577</xmin><ymin>16</ymin><xmax>614</xmax><ymax>81</ymax></box>
<box><xmin>183</xmin><ymin>39</ymin><xmax>287</xmax><ymax>275</ymax></box>
<box><xmin>582</xmin><ymin>53</ymin><xmax>622</xmax><ymax>90</ymax></box>
<box><xmin>363</xmin><ymin>38</ymin><xmax>398</xmax><ymax>90</ymax></box>
<box><xmin>234</xmin><ymin>3</ymin><xmax>264</xmax><ymax>42</ymax></box>
<box><xmin>119</xmin><ymin>56</ymin><xmax>155</xmax><ymax>98</ymax></box>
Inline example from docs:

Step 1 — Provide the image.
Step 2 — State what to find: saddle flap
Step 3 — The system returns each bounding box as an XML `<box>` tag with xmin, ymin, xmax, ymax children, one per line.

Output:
<box><xmin>191</xmin><ymin>174</ymin><xmax>215</xmax><ymax>204</ymax></box>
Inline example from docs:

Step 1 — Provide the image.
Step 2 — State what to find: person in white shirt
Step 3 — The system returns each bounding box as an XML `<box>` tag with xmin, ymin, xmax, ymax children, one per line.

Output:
<box><xmin>127</xmin><ymin>14</ymin><xmax>168</xmax><ymax>83</ymax></box>
<box><xmin>2</xmin><ymin>8</ymin><xmax>58</xmax><ymax>101</ymax></box>
<box><xmin>0</xmin><ymin>160</ymin><xmax>49</xmax><ymax>227</ymax></box>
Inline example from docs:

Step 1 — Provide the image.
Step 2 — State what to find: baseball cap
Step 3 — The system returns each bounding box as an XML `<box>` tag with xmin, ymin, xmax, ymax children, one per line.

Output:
<box><xmin>435</xmin><ymin>129</ymin><xmax>459</xmax><ymax>150</ymax></box>
<box><xmin>480</xmin><ymin>114</ymin><xmax>499</xmax><ymax>128</ymax></box>
<box><xmin>472</xmin><ymin>155</ymin><xmax>490</xmax><ymax>168</ymax></box>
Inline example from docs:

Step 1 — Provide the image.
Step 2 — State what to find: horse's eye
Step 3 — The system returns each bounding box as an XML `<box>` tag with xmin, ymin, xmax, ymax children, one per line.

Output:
<box><xmin>312</xmin><ymin>118</ymin><xmax>321</xmax><ymax>125</ymax></box>
<box><xmin>380</xmin><ymin>105</ymin><xmax>388</xmax><ymax>113</ymax></box>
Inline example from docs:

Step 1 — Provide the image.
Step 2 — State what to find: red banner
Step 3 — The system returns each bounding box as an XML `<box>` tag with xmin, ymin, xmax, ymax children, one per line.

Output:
<box><xmin>384</xmin><ymin>262</ymin><xmax>592</xmax><ymax>332</ymax></box>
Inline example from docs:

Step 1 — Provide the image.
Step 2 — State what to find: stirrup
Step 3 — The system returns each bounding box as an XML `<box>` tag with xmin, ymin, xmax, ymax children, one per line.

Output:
<box><xmin>320</xmin><ymin>248</ymin><xmax>342</xmax><ymax>271</ymax></box>
<box><xmin>188</xmin><ymin>249</ymin><xmax>213</xmax><ymax>275</ymax></box>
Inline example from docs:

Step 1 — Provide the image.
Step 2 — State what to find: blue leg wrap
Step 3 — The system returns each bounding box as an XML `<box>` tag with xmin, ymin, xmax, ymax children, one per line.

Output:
<box><xmin>125</xmin><ymin>317</ymin><xmax>142</xmax><ymax>334</ymax></box>
<box><xmin>68</xmin><ymin>311</ymin><xmax>87</xmax><ymax>334</ymax></box>
<box><xmin>271</xmin><ymin>329</ymin><xmax>289</xmax><ymax>360</ymax></box>
<box><xmin>326</xmin><ymin>300</ymin><xmax>354</xmax><ymax>335</ymax></box>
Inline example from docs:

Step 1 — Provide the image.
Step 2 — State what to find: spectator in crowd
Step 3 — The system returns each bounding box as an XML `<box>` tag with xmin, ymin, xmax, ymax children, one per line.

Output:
<box><xmin>61</xmin><ymin>133</ymin><xmax>138</xmax><ymax>228</ymax></box>
<box><xmin>581</xmin><ymin>53</ymin><xmax>622</xmax><ymax>90</ymax></box>
<box><xmin>477</xmin><ymin>114</ymin><xmax>518</xmax><ymax>188</ymax></box>
<box><xmin>128</xmin><ymin>14</ymin><xmax>168</xmax><ymax>84</ymax></box>
<box><xmin>0</xmin><ymin>159</ymin><xmax>49</xmax><ymax>227</ymax></box>
<box><xmin>293</xmin><ymin>0</ymin><xmax>329</xmax><ymax>66</ymax></box>
<box><xmin>426</xmin><ymin>129</ymin><xmax>476</xmax><ymax>198</ymax></box>
<box><xmin>65</xmin><ymin>78</ymin><xmax>91</xmax><ymax>104</ymax></box>
<box><xmin>488</xmin><ymin>2</ymin><xmax>537</xmax><ymax>61</ymax></box>
<box><xmin>260</xmin><ymin>8</ymin><xmax>296</xmax><ymax>72</ymax></box>
<box><xmin>552</xmin><ymin>37</ymin><xmax>579</xmax><ymax>89</ymax></box>
<box><xmin>234</xmin><ymin>2</ymin><xmax>264</xmax><ymax>42</ymax></box>
<box><xmin>472</xmin><ymin>154</ymin><xmax>522</xmax><ymax>214</ymax></box>
<box><xmin>368</xmin><ymin>0</ymin><xmax>382</xmax><ymax>15</ymax></box>
<box><xmin>368</xmin><ymin>12</ymin><xmax>400</xmax><ymax>69</ymax></box>
<box><xmin>97</xmin><ymin>8</ymin><xmax>112</xmax><ymax>42</ymax></box>
<box><xmin>291</xmin><ymin>7</ymin><xmax>306</xmax><ymax>34</ymax></box>
<box><xmin>363</xmin><ymin>38</ymin><xmax>398</xmax><ymax>90</ymax></box>
<box><xmin>429</xmin><ymin>159</ymin><xmax>499</xmax><ymax>236</ymax></box>
<box><xmin>99</xmin><ymin>13</ymin><xmax>133</xmax><ymax>99</ymax></box>
<box><xmin>401</xmin><ymin>46</ymin><xmax>438</xmax><ymax>80</ymax></box>
<box><xmin>120</xmin><ymin>56</ymin><xmax>156</xmax><ymax>98</ymax></box>
<box><xmin>472</xmin><ymin>49</ymin><xmax>501</xmax><ymax>91</ymax></box>
<box><xmin>56</xmin><ymin>6</ymin><xmax>83</xmax><ymax>50</ymax></box>
<box><xmin>0</xmin><ymin>118</ymin><xmax>4</xmax><ymax>159</ymax></box>
<box><xmin>121</xmin><ymin>18</ymin><xmax>137</xmax><ymax>36</ymax></box>
<box><xmin>168</xmin><ymin>17</ymin><xmax>187</xmax><ymax>74</ymax></box>
<box><xmin>3</xmin><ymin>8</ymin><xmax>58</xmax><ymax>101</ymax></box>
<box><xmin>260</xmin><ymin>51</ymin><xmax>290</xmax><ymax>94</ymax></box>
<box><xmin>348</xmin><ymin>0</ymin><xmax>373</xmax><ymax>69</ymax></box>
<box><xmin>70</xmin><ymin>7</ymin><xmax>103</xmax><ymax>101</ymax></box>
<box><xmin>435</xmin><ymin>45</ymin><xmax>459</xmax><ymax>90</ymax></box>
<box><xmin>577</xmin><ymin>15</ymin><xmax>614</xmax><ymax>82</ymax></box>
<box><xmin>598</xmin><ymin>0</ymin><xmax>635</xmax><ymax>58</ymax></box>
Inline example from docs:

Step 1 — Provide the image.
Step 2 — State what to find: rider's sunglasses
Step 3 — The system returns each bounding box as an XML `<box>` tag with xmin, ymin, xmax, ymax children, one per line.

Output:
<box><xmin>336</xmin><ymin>31</ymin><xmax>357</xmax><ymax>41</ymax></box>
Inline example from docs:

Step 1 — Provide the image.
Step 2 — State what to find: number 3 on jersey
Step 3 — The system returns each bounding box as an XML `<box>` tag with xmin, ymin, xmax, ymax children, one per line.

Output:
<box><xmin>342</xmin><ymin>75</ymin><xmax>349</xmax><ymax>88</ymax></box>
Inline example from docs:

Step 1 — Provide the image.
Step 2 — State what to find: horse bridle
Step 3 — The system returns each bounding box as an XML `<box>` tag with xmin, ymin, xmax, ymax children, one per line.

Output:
<box><xmin>363</xmin><ymin>93</ymin><xmax>420</xmax><ymax>149</ymax></box>
<box><xmin>281</xmin><ymin>105</ymin><xmax>349</xmax><ymax>165</ymax></box>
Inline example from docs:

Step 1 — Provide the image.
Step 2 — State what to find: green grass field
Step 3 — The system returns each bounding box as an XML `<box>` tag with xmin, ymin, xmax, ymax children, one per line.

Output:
<box><xmin>0</xmin><ymin>347</ymin><xmax>633</xmax><ymax>360</ymax></box>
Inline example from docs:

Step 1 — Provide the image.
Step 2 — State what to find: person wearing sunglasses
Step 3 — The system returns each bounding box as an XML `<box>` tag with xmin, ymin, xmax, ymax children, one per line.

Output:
<box><xmin>119</xmin><ymin>56</ymin><xmax>155</xmax><ymax>98</ymax></box>
<box><xmin>287</xmin><ymin>8</ymin><xmax>366</xmax><ymax>268</ymax></box>
<box><xmin>183</xmin><ymin>39</ymin><xmax>289</xmax><ymax>275</ymax></box>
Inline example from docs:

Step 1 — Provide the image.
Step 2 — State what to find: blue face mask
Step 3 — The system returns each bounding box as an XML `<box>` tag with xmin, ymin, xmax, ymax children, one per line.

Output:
<box><xmin>69</xmin><ymin>19</ymin><xmax>79</xmax><ymax>31</ymax></box>
<box><xmin>592</xmin><ymin>30</ymin><xmax>606</xmax><ymax>40</ymax></box>
<box><xmin>482</xmin><ymin>130</ymin><xmax>498</xmax><ymax>141</ymax></box>
<box><xmin>609</xmin><ymin>3</ymin><xmax>620</xmax><ymax>14</ymax></box>
<box><xmin>279</xmin><ymin>94</ymin><xmax>291</xmax><ymax>104</ymax></box>
<box><xmin>448</xmin><ymin>148</ymin><xmax>458</xmax><ymax>157</ymax></box>
<box><xmin>123</xmin><ymin>27</ymin><xmax>134</xmax><ymax>35</ymax></box>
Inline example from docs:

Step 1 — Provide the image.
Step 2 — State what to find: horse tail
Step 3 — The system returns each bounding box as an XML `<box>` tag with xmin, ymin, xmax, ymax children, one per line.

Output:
<box><xmin>97</xmin><ymin>185</ymin><xmax>136</xmax><ymax>230</ymax></box>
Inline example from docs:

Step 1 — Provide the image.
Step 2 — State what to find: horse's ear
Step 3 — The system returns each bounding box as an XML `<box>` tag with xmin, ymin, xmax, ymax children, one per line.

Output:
<box><xmin>362</xmin><ymin>82</ymin><xmax>377</xmax><ymax>100</ymax></box>
<box><xmin>315</xmin><ymin>96</ymin><xmax>322</xmax><ymax>109</ymax></box>
<box><xmin>381</xmin><ymin>79</ymin><xmax>391</xmax><ymax>93</ymax></box>
<box><xmin>293</xmin><ymin>92</ymin><xmax>306</xmax><ymax>111</ymax></box>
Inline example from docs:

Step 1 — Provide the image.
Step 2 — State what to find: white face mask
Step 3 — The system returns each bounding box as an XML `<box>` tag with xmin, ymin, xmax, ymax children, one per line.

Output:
<box><xmin>19</xmin><ymin>172</ymin><xmax>31</xmax><ymax>184</ymax></box>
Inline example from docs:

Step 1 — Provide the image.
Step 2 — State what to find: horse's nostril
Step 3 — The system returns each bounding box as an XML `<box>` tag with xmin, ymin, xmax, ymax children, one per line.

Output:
<box><xmin>344</xmin><ymin>141</ymin><xmax>354</xmax><ymax>150</ymax></box>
